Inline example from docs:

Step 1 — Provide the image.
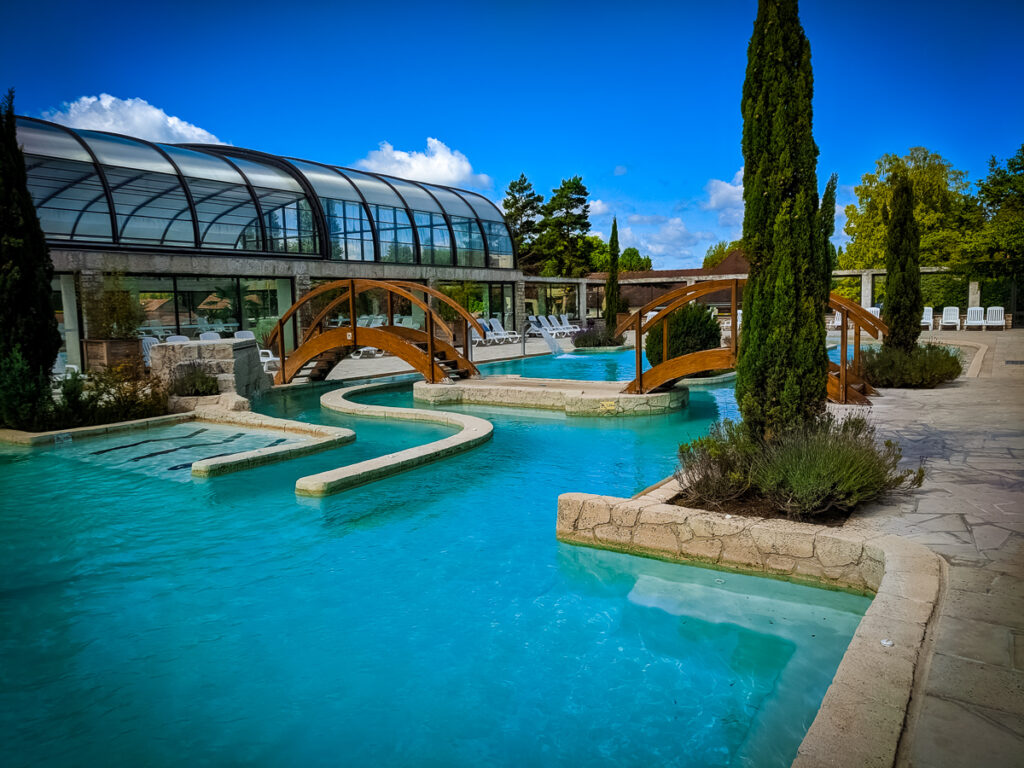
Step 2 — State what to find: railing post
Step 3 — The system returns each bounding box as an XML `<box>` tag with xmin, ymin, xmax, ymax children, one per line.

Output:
<box><xmin>463</xmin><ymin>318</ymin><xmax>470</xmax><ymax>363</ymax></box>
<box><xmin>636</xmin><ymin>313</ymin><xmax>643</xmax><ymax>394</ymax></box>
<box><xmin>277</xmin><ymin>318</ymin><xmax>286</xmax><ymax>384</ymax></box>
<box><xmin>853</xmin><ymin>324</ymin><xmax>862</xmax><ymax>376</ymax></box>
<box><xmin>839</xmin><ymin>309</ymin><xmax>848</xmax><ymax>404</ymax></box>
<box><xmin>427</xmin><ymin>311</ymin><xmax>436</xmax><ymax>383</ymax></box>
<box><xmin>348</xmin><ymin>279</ymin><xmax>356</xmax><ymax>349</ymax></box>
<box><xmin>386</xmin><ymin>291</ymin><xmax>393</xmax><ymax>327</ymax></box>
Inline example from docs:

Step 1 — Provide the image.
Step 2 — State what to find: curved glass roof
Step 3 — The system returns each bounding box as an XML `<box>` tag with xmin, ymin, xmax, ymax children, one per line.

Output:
<box><xmin>16</xmin><ymin>116</ymin><xmax>515</xmax><ymax>269</ymax></box>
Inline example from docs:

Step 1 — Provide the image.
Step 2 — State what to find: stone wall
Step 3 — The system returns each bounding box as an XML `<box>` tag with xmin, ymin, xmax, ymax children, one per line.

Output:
<box><xmin>150</xmin><ymin>339</ymin><xmax>269</xmax><ymax>406</ymax></box>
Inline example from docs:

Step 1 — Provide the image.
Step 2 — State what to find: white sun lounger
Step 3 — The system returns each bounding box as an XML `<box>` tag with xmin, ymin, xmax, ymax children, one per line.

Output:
<box><xmin>939</xmin><ymin>306</ymin><xmax>960</xmax><ymax>330</ymax></box>
<box><xmin>525</xmin><ymin>316</ymin><xmax>544</xmax><ymax>337</ymax></box>
<box><xmin>538</xmin><ymin>315</ymin><xmax>570</xmax><ymax>338</ymax></box>
<box><xmin>199</xmin><ymin>331</ymin><xmax>221</xmax><ymax>340</ymax></box>
<box><xmin>489</xmin><ymin>317</ymin><xmax>521</xmax><ymax>343</ymax></box>
<box><xmin>985</xmin><ymin>306</ymin><xmax>1006</xmax><ymax>330</ymax></box>
<box><xmin>920</xmin><ymin>307</ymin><xmax>933</xmax><ymax>329</ymax></box>
<box><xmin>964</xmin><ymin>306</ymin><xmax>985</xmax><ymax>330</ymax></box>
<box><xmin>557</xmin><ymin>314</ymin><xmax>581</xmax><ymax>333</ymax></box>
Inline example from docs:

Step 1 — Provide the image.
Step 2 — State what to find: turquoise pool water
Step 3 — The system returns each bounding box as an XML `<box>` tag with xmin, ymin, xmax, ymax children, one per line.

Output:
<box><xmin>0</xmin><ymin>352</ymin><xmax>869</xmax><ymax>767</ymax></box>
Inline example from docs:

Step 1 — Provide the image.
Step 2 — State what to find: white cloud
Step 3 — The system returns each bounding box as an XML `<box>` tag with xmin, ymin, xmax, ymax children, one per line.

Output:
<box><xmin>619</xmin><ymin>217</ymin><xmax>715</xmax><ymax>269</ymax></box>
<box><xmin>355</xmin><ymin>138</ymin><xmax>491</xmax><ymax>188</ymax></box>
<box><xmin>43</xmin><ymin>94</ymin><xmax>225</xmax><ymax>144</ymax></box>
<box><xmin>702</xmin><ymin>167</ymin><xmax>744</xmax><ymax>228</ymax></box>
<box><xmin>590</xmin><ymin>199</ymin><xmax>612</xmax><ymax>216</ymax></box>
<box><xmin>627</xmin><ymin>214</ymin><xmax>667</xmax><ymax>226</ymax></box>
<box><xmin>613</xmin><ymin>165</ymin><xmax>628</xmax><ymax>176</ymax></box>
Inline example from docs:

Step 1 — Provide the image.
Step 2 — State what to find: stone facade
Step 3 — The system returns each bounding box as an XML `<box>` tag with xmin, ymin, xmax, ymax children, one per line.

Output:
<box><xmin>150</xmin><ymin>338</ymin><xmax>269</xmax><ymax>404</ymax></box>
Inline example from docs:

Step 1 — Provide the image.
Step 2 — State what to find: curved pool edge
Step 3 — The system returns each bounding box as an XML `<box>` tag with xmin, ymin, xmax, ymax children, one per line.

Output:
<box><xmin>556</xmin><ymin>478</ymin><xmax>943</xmax><ymax>768</ymax></box>
<box><xmin>293</xmin><ymin>381</ymin><xmax>493</xmax><ymax>497</ymax></box>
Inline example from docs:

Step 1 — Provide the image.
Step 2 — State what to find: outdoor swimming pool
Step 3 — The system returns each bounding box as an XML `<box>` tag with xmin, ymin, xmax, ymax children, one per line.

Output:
<box><xmin>0</xmin><ymin>350</ymin><xmax>869</xmax><ymax>767</ymax></box>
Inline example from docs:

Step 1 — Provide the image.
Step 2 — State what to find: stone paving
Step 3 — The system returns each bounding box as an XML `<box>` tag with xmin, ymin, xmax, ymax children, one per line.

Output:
<box><xmin>847</xmin><ymin>330</ymin><xmax>1024</xmax><ymax>767</ymax></box>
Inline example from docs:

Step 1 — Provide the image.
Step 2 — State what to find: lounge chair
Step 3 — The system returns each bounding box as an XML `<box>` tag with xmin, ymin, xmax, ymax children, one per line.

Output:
<box><xmin>525</xmin><ymin>316</ymin><xmax>544</xmax><ymax>337</ymax></box>
<box><xmin>166</xmin><ymin>335</ymin><xmax>190</xmax><ymax>343</ymax></box>
<box><xmin>140</xmin><ymin>336</ymin><xmax>159</xmax><ymax>367</ymax></box>
<box><xmin>547</xmin><ymin>315</ymin><xmax>571</xmax><ymax>334</ymax></box>
<box><xmin>964</xmin><ymin>307</ymin><xmax>985</xmax><ymax>331</ymax></box>
<box><xmin>920</xmin><ymin>307</ymin><xmax>934</xmax><ymax>330</ymax></box>
<box><xmin>939</xmin><ymin>306</ymin><xmax>960</xmax><ymax>330</ymax></box>
<box><xmin>489</xmin><ymin>317</ymin><xmax>521</xmax><ymax>343</ymax></box>
<box><xmin>985</xmin><ymin>306</ymin><xmax>1006</xmax><ymax>330</ymax></box>
<box><xmin>399</xmin><ymin>316</ymin><xmax>421</xmax><ymax>330</ymax></box>
<box><xmin>234</xmin><ymin>330</ymin><xmax>256</xmax><ymax>340</ymax></box>
<box><xmin>558</xmin><ymin>314</ymin><xmax>581</xmax><ymax>332</ymax></box>
<box><xmin>538</xmin><ymin>315</ymin><xmax>570</xmax><ymax>338</ymax></box>
<box><xmin>199</xmin><ymin>331</ymin><xmax>221</xmax><ymax>340</ymax></box>
<box><xmin>828</xmin><ymin>311</ymin><xmax>844</xmax><ymax>330</ymax></box>
<box><xmin>259</xmin><ymin>349</ymin><xmax>280</xmax><ymax>372</ymax></box>
<box><xmin>868</xmin><ymin>306</ymin><xmax>881</xmax><ymax>318</ymax></box>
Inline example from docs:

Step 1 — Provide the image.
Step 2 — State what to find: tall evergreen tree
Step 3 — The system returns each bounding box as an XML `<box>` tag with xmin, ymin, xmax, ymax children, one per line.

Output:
<box><xmin>535</xmin><ymin>176</ymin><xmax>591</xmax><ymax>277</ymax></box>
<box><xmin>0</xmin><ymin>89</ymin><xmax>61</xmax><ymax>428</ymax></box>
<box><xmin>734</xmin><ymin>0</ymin><xmax>832</xmax><ymax>439</ymax></box>
<box><xmin>881</xmin><ymin>171</ymin><xmax>923</xmax><ymax>353</ymax></box>
<box><xmin>604</xmin><ymin>217</ymin><xmax>620</xmax><ymax>326</ymax></box>
<box><xmin>501</xmin><ymin>174</ymin><xmax>544</xmax><ymax>273</ymax></box>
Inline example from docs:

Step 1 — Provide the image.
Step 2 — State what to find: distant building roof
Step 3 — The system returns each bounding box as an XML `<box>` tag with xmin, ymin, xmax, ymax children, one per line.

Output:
<box><xmin>588</xmin><ymin>249</ymin><xmax>749</xmax><ymax>282</ymax></box>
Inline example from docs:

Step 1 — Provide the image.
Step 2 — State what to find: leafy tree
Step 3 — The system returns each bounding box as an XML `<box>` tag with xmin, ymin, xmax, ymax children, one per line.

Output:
<box><xmin>840</xmin><ymin>147</ymin><xmax>983</xmax><ymax>269</ymax></box>
<box><xmin>619</xmin><ymin>247</ymin><xmax>652</xmax><ymax>271</ymax></box>
<box><xmin>645</xmin><ymin>302</ymin><xmax>722</xmax><ymax>367</ymax></box>
<box><xmin>582</xmin><ymin>234</ymin><xmax>609</xmax><ymax>272</ymax></box>
<box><xmin>501</xmin><ymin>173</ymin><xmax>544</xmax><ymax>273</ymax></box>
<box><xmin>734</xmin><ymin>0</ymin><xmax>833</xmax><ymax>439</ymax></box>
<box><xmin>604</xmin><ymin>217</ymin><xmax>621</xmax><ymax>326</ymax></box>
<box><xmin>534</xmin><ymin>176</ymin><xmax>591</xmax><ymax>277</ymax></box>
<box><xmin>0</xmin><ymin>89</ymin><xmax>61</xmax><ymax>429</ymax></box>
<box><xmin>702</xmin><ymin>239</ymin><xmax>743</xmax><ymax>270</ymax></box>
<box><xmin>954</xmin><ymin>144</ymin><xmax>1023</xmax><ymax>281</ymax></box>
<box><xmin>881</xmin><ymin>171</ymin><xmax>923</xmax><ymax>353</ymax></box>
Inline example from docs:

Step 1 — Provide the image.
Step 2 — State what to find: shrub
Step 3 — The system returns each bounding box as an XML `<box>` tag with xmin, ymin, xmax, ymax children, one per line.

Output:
<box><xmin>83</xmin><ymin>274</ymin><xmax>146</xmax><ymax>339</ymax></box>
<box><xmin>645</xmin><ymin>302</ymin><xmax>722</xmax><ymax>367</ymax></box>
<box><xmin>572</xmin><ymin>328</ymin><xmax>624</xmax><ymax>348</ymax></box>
<box><xmin>862</xmin><ymin>344</ymin><xmax>962</xmax><ymax>388</ymax></box>
<box><xmin>170</xmin><ymin>361</ymin><xmax>220</xmax><ymax>397</ymax></box>
<box><xmin>676</xmin><ymin>414</ymin><xmax>924</xmax><ymax>519</ymax></box>
<box><xmin>87</xmin><ymin>357</ymin><xmax>168</xmax><ymax>423</ymax></box>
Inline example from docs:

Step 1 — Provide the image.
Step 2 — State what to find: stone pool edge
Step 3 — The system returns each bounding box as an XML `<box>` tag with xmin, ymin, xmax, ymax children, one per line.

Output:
<box><xmin>556</xmin><ymin>478</ymin><xmax>943</xmax><ymax>768</ymax></box>
<box><xmin>292</xmin><ymin>381</ymin><xmax>493</xmax><ymax>496</ymax></box>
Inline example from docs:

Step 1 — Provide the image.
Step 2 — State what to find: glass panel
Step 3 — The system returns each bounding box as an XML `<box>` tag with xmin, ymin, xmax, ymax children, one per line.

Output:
<box><xmin>417</xmin><ymin>212</ymin><xmax>452</xmax><ymax>266</ymax></box>
<box><xmin>103</xmin><ymin>165</ymin><xmax>194</xmax><ymax>246</ymax></box>
<box><xmin>174</xmin><ymin>276</ymin><xmax>240</xmax><ymax>339</ymax></box>
<box><xmin>338</xmin><ymin>168</ymin><xmax>404</xmax><ymax>207</ymax></box>
<box><xmin>291</xmin><ymin>159</ymin><xmax>362</xmax><ymax>202</ymax></box>
<box><xmin>24</xmin><ymin>154</ymin><xmax>113</xmax><ymax>241</ymax></box>
<box><xmin>383</xmin><ymin>176</ymin><xmax>442</xmax><ymax>213</ymax></box>
<box><xmin>423</xmin><ymin>183</ymin><xmax>475</xmax><ymax>218</ymax></box>
<box><xmin>376</xmin><ymin>205</ymin><xmax>415</xmax><ymax>264</ymax></box>
<box><xmin>482</xmin><ymin>220</ymin><xmax>514</xmax><ymax>268</ymax></box>
<box><xmin>186</xmin><ymin>177</ymin><xmax>262</xmax><ymax>250</ymax></box>
<box><xmin>227</xmin><ymin>156</ymin><xmax>303</xmax><ymax>192</ymax></box>
<box><xmin>16</xmin><ymin>118</ymin><xmax>92</xmax><ymax>162</ymax></box>
<box><xmin>258</xmin><ymin>189</ymin><xmax>318</xmax><ymax>254</ymax></box>
<box><xmin>159</xmin><ymin>145</ymin><xmax>245</xmax><ymax>184</ymax></box>
<box><xmin>76</xmin><ymin>129</ymin><xmax>176</xmax><ymax>173</ymax></box>
<box><xmin>124</xmin><ymin>276</ymin><xmax>178</xmax><ymax>339</ymax></box>
<box><xmin>240</xmin><ymin>277</ymin><xmax>281</xmax><ymax>341</ymax></box>
<box><xmin>322</xmin><ymin>196</ymin><xmax>373</xmax><ymax>261</ymax></box>
<box><xmin>452</xmin><ymin>216</ymin><xmax>485</xmax><ymax>268</ymax></box>
<box><xmin>459</xmin><ymin>190</ymin><xmax>506</xmax><ymax>221</ymax></box>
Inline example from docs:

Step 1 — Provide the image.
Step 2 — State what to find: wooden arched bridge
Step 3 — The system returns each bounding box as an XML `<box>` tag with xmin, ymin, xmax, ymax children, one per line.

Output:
<box><xmin>265</xmin><ymin>278</ymin><xmax>487</xmax><ymax>385</ymax></box>
<box><xmin>613</xmin><ymin>278</ymin><xmax>888</xmax><ymax>405</ymax></box>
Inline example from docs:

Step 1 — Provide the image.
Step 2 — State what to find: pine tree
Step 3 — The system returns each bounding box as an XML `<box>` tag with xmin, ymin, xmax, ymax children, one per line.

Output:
<box><xmin>535</xmin><ymin>176</ymin><xmax>591</xmax><ymax>277</ymax></box>
<box><xmin>0</xmin><ymin>88</ymin><xmax>61</xmax><ymax>428</ymax></box>
<box><xmin>881</xmin><ymin>171</ymin><xmax>923</xmax><ymax>353</ymax></box>
<box><xmin>501</xmin><ymin>174</ymin><xmax>544</xmax><ymax>273</ymax></box>
<box><xmin>604</xmin><ymin>217</ymin><xmax>620</xmax><ymax>327</ymax></box>
<box><xmin>734</xmin><ymin>0</ymin><xmax>832</xmax><ymax>439</ymax></box>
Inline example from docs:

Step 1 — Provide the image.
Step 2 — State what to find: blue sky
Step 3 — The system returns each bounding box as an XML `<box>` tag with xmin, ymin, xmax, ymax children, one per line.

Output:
<box><xmin>4</xmin><ymin>0</ymin><xmax>1022</xmax><ymax>268</ymax></box>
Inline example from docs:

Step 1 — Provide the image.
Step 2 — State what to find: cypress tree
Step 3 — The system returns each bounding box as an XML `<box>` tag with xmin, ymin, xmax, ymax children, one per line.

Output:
<box><xmin>0</xmin><ymin>89</ymin><xmax>61</xmax><ymax>428</ymax></box>
<box><xmin>881</xmin><ymin>171</ymin><xmax>923</xmax><ymax>353</ymax></box>
<box><xmin>734</xmin><ymin>0</ymin><xmax>832</xmax><ymax>439</ymax></box>
<box><xmin>604</xmin><ymin>217</ymin><xmax>620</xmax><ymax>328</ymax></box>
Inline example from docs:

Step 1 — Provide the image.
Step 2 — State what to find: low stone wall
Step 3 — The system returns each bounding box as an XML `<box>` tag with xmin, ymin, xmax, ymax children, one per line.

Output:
<box><xmin>292</xmin><ymin>381</ymin><xmax>493</xmax><ymax>496</ymax></box>
<box><xmin>151</xmin><ymin>339</ymin><xmax>269</xmax><ymax>400</ymax></box>
<box><xmin>556</xmin><ymin>478</ymin><xmax>943</xmax><ymax>768</ymax></box>
<box><xmin>0</xmin><ymin>413</ymin><xmax>193</xmax><ymax>446</ymax></box>
<box><xmin>414</xmin><ymin>376</ymin><xmax>688</xmax><ymax>416</ymax></box>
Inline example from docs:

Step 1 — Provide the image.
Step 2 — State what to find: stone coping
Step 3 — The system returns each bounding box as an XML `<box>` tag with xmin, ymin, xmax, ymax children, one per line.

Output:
<box><xmin>681</xmin><ymin>369</ymin><xmax>738</xmax><ymax>387</ymax></box>
<box><xmin>565</xmin><ymin>344</ymin><xmax>632</xmax><ymax>354</ymax></box>
<box><xmin>413</xmin><ymin>376</ymin><xmax>688</xmax><ymax>416</ymax></box>
<box><xmin>0</xmin><ymin>408</ymin><xmax>355</xmax><ymax>479</ymax></box>
<box><xmin>292</xmin><ymin>381</ymin><xmax>493</xmax><ymax>496</ymax></box>
<box><xmin>189</xmin><ymin>408</ymin><xmax>355</xmax><ymax>477</ymax></box>
<box><xmin>0</xmin><ymin>412</ymin><xmax>194</xmax><ymax>445</ymax></box>
<box><xmin>556</xmin><ymin>477</ymin><xmax>943</xmax><ymax>768</ymax></box>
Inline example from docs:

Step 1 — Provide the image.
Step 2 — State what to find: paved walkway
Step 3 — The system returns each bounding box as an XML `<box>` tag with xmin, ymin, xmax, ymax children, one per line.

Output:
<box><xmin>848</xmin><ymin>330</ymin><xmax>1024</xmax><ymax>767</ymax></box>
